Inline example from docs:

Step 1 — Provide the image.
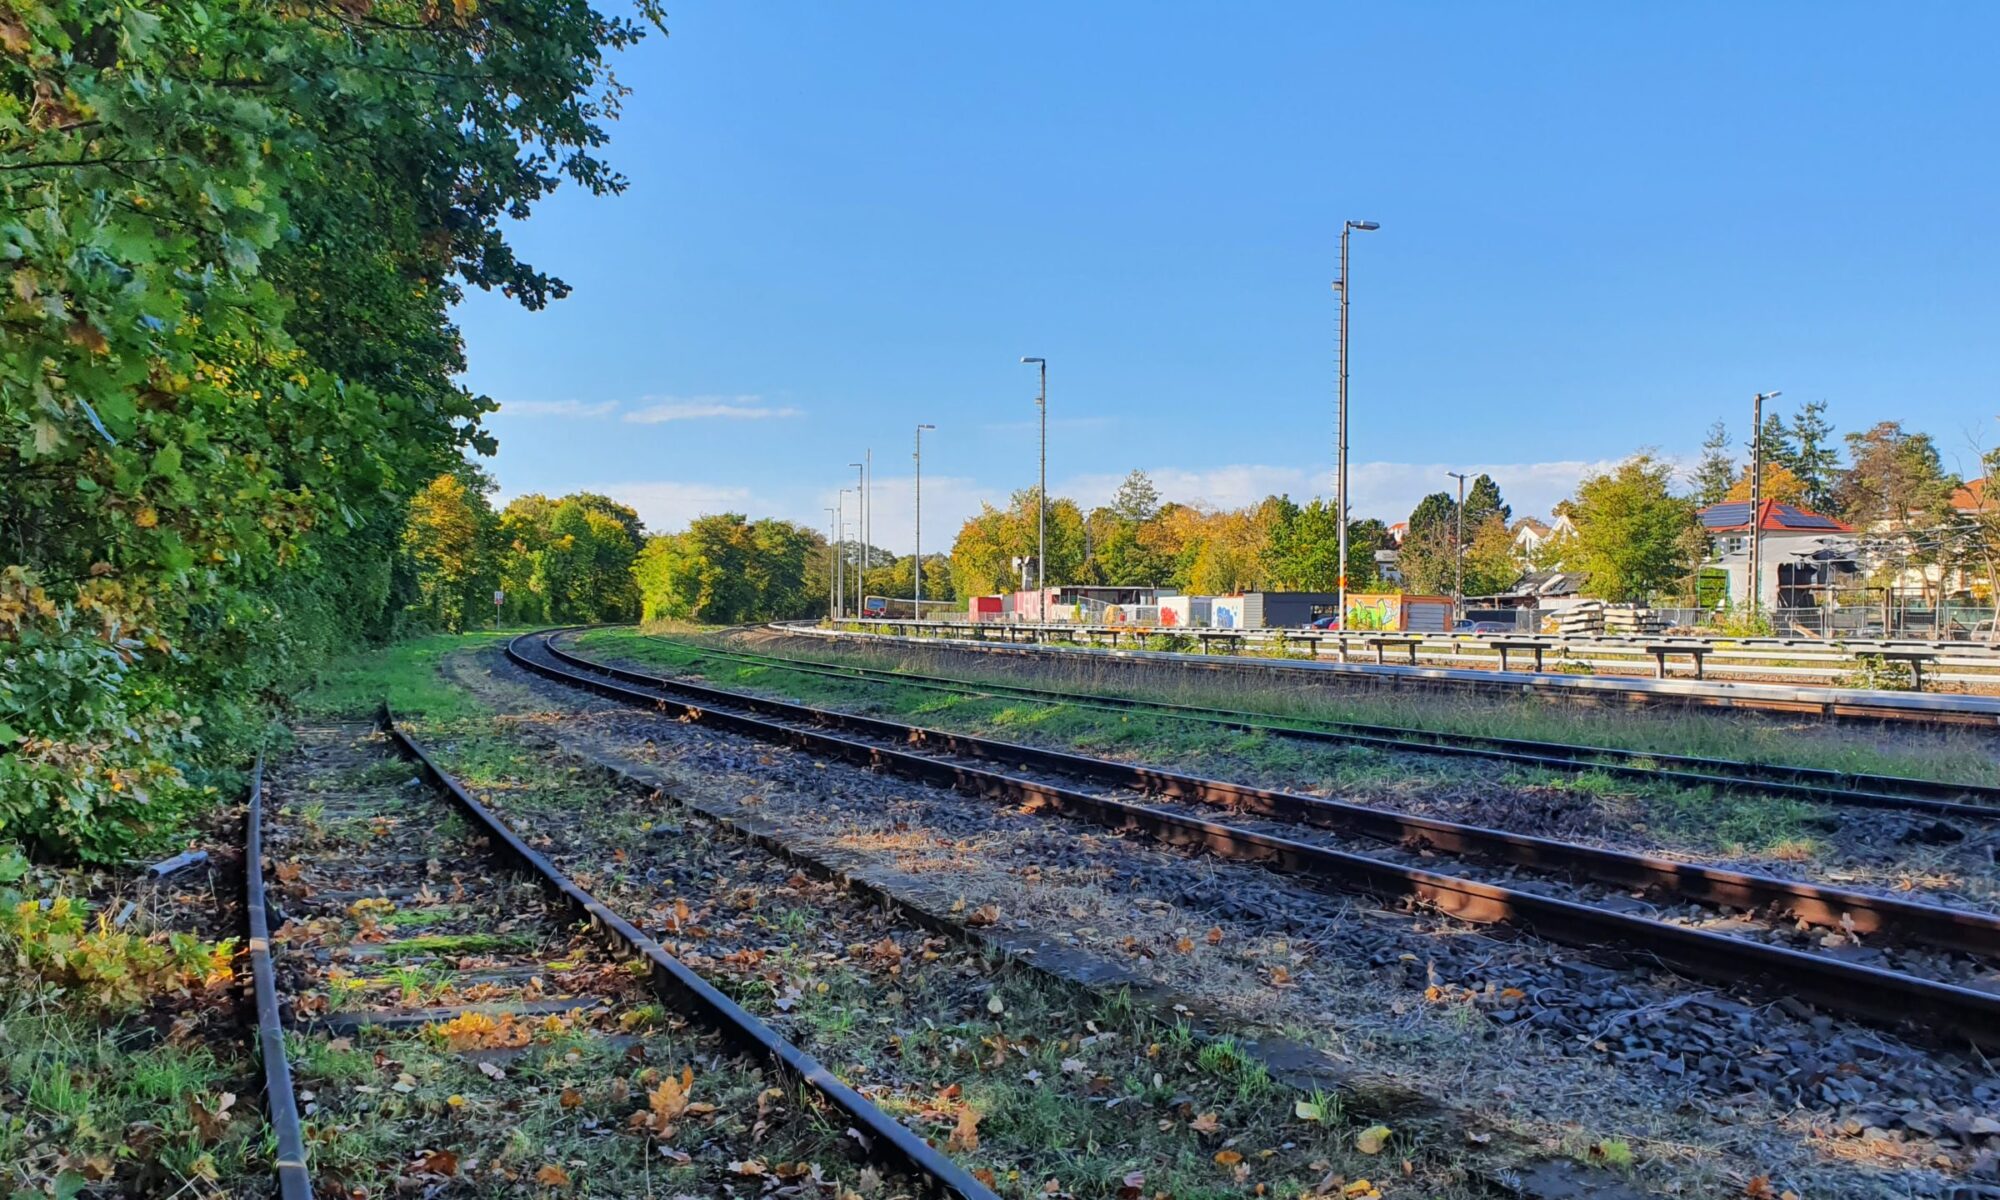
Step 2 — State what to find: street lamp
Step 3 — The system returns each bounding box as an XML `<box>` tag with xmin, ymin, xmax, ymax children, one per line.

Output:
<box><xmin>836</xmin><ymin>488</ymin><xmax>850</xmax><ymax>619</ymax></box>
<box><xmin>915</xmin><ymin>423</ymin><xmax>936</xmax><ymax>616</ymax></box>
<box><xmin>1749</xmin><ymin>390</ymin><xmax>1782</xmax><ymax>618</ymax></box>
<box><xmin>1446</xmin><ymin>470</ymin><xmax>1469</xmax><ymax>614</ymax></box>
<box><xmin>1020</xmin><ymin>356</ymin><xmax>1048</xmax><ymax>607</ymax></box>
<box><xmin>850</xmin><ymin>462</ymin><xmax>866</xmax><ymax>617</ymax></box>
<box><xmin>1332</xmin><ymin>220</ymin><xmax>1380</xmax><ymax>629</ymax></box>
<box><xmin>824</xmin><ymin>506</ymin><xmax>837</xmax><ymax>621</ymax></box>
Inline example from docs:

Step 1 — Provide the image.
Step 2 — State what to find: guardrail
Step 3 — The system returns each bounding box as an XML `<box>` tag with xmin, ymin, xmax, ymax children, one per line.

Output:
<box><xmin>814</xmin><ymin>618</ymin><xmax>2000</xmax><ymax>692</ymax></box>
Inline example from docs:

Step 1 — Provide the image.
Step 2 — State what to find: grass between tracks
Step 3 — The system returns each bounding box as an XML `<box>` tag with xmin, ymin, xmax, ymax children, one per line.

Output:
<box><xmin>0</xmin><ymin>850</ymin><xmax>259</xmax><ymax>1197</ymax></box>
<box><xmin>292</xmin><ymin>637</ymin><xmax>1492</xmax><ymax>1198</ymax></box>
<box><xmin>578</xmin><ymin>629</ymin><xmax>1862</xmax><ymax>865</ymax></box>
<box><xmin>667</xmin><ymin>626</ymin><xmax>2000</xmax><ymax>790</ymax></box>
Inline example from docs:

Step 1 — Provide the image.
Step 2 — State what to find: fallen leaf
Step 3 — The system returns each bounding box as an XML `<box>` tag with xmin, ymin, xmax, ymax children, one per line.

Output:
<box><xmin>947</xmin><ymin>1106</ymin><xmax>982</xmax><ymax>1153</ymax></box>
<box><xmin>986</xmin><ymin>994</ymin><xmax>1005</xmax><ymax>1015</ymax></box>
<box><xmin>188</xmin><ymin>1093</ymin><xmax>236</xmax><ymax>1144</ymax></box>
<box><xmin>967</xmin><ymin>904</ymin><xmax>1000</xmax><ymax>927</ymax></box>
<box><xmin>534</xmin><ymin>1164</ymin><xmax>570</xmax><ymax>1188</ymax></box>
<box><xmin>1355</xmin><ymin>1125</ymin><xmax>1391</xmax><ymax>1155</ymax></box>
<box><xmin>559</xmin><ymin>1087</ymin><xmax>582</xmax><ymax>1109</ymax></box>
<box><xmin>1214</xmin><ymin>1149</ymin><xmax>1244</xmax><ymax>1167</ymax></box>
<box><xmin>1205</xmin><ymin>925</ymin><xmax>1223</xmax><ymax>945</ymax></box>
<box><xmin>1295</xmin><ymin>1098</ymin><xmax>1327</xmax><ymax>1122</ymax></box>
<box><xmin>418</xmin><ymin>1150</ymin><xmax>458</xmax><ymax>1176</ymax></box>
<box><xmin>1190</xmin><ymin>1111</ymin><xmax>1221</xmax><ymax>1134</ymax></box>
<box><xmin>730</xmin><ymin>1160</ymin><xmax>768</xmax><ymax>1177</ymax></box>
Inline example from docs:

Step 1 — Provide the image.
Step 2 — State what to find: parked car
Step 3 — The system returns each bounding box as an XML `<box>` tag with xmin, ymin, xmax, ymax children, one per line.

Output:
<box><xmin>1454</xmin><ymin>620</ymin><xmax>1514</xmax><ymax>635</ymax></box>
<box><xmin>1309</xmin><ymin>615</ymin><xmax>1341</xmax><ymax>630</ymax></box>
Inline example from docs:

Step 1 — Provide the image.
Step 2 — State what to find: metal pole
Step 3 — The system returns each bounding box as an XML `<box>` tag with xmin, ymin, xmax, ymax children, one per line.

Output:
<box><xmin>1337</xmin><ymin>226</ymin><xmax>1349</xmax><ymax>628</ymax></box>
<box><xmin>1447</xmin><ymin>470</ymin><xmax>1468</xmax><ymax>615</ymax></box>
<box><xmin>825</xmin><ymin>506</ymin><xmax>837</xmax><ymax>620</ymax></box>
<box><xmin>1749</xmin><ymin>390</ymin><xmax>1780</xmax><ymax>619</ymax></box>
<box><xmin>1332</xmin><ymin>221</ymin><xmax>1377</xmax><ymax>629</ymax></box>
<box><xmin>1019</xmin><ymin>357</ymin><xmax>1049</xmax><ymax>614</ymax></box>
<box><xmin>850</xmin><ymin>462</ymin><xmax>865</xmax><ymax>617</ymax></box>
<box><xmin>1037</xmin><ymin>361</ymin><xmax>1047</xmax><ymax>598</ymax></box>
<box><xmin>915</xmin><ymin>423</ymin><xmax>935</xmax><ymax>615</ymax></box>
<box><xmin>864</xmin><ymin>448</ymin><xmax>872</xmax><ymax>605</ymax></box>
<box><xmin>835</xmin><ymin>490</ymin><xmax>845</xmax><ymax>618</ymax></box>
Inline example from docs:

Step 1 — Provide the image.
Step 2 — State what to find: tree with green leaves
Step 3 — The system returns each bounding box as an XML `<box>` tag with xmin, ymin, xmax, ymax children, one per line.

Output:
<box><xmin>1569</xmin><ymin>453</ymin><xmax>1698</xmax><ymax>601</ymax></box>
<box><xmin>1787</xmin><ymin>400</ymin><xmax>1841</xmax><ymax>512</ymax></box>
<box><xmin>1462</xmin><ymin>474</ymin><xmax>1510</xmax><ymax>531</ymax></box>
<box><xmin>1</xmin><ymin>0</ymin><xmax>658</xmax><ymax>859</ymax></box>
<box><xmin>1689</xmin><ymin>421</ymin><xmax>1737</xmax><ymax>508</ymax></box>
<box><xmin>1394</xmin><ymin>492</ymin><xmax>1459</xmax><ymax>595</ymax></box>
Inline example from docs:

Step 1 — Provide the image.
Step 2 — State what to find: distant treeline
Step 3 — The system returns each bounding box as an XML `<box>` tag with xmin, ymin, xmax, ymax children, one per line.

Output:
<box><xmin>402</xmin><ymin>474</ymin><xmax>954</xmax><ymax>629</ymax></box>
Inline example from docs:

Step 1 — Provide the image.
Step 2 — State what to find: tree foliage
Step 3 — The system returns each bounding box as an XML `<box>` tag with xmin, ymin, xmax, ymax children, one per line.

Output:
<box><xmin>1569</xmin><ymin>454</ymin><xmax>1697</xmax><ymax>601</ymax></box>
<box><xmin>634</xmin><ymin>514</ymin><xmax>826</xmax><ymax>624</ymax></box>
<box><xmin>0</xmin><ymin>0</ymin><xmax>656</xmax><ymax>858</ymax></box>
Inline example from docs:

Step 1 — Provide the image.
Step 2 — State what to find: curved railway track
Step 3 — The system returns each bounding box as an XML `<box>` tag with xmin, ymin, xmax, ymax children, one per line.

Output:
<box><xmin>510</xmin><ymin>628</ymin><xmax>2000</xmax><ymax>1048</ymax></box>
<box><xmin>731</xmin><ymin>629</ymin><xmax>2000</xmax><ymax>820</ymax></box>
<box><xmin>246</xmin><ymin>708</ymin><xmax>994</xmax><ymax>1199</ymax></box>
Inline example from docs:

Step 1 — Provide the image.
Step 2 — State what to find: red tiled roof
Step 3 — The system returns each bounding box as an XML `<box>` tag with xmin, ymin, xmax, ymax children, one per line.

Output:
<box><xmin>1697</xmin><ymin>498</ymin><xmax>1853</xmax><ymax>534</ymax></box>
<box><xmin>1953</xmin><ymin>478</ymin><xmax>1994</xmax><ymax>512</ymax></box>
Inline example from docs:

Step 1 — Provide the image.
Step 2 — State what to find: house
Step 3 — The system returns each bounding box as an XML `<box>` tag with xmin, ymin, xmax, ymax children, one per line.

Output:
<box><xmin>1511</xmin><ymin>513</ymin><xmax>1577</xmax><ymax>562</ymax></box>
<box><xmin>1375</xmin><ymin>522</ymin><xmax>1408</xmax><ymax>585</ymax></box>
<box><xmin>1697</xmin><ymin>499</ymin><xmax>1856</xmax><ymax>611</ymax></box>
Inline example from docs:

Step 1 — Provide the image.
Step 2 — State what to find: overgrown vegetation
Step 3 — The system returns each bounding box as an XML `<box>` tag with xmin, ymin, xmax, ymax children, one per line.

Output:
<box><xmin>1</xmin><ymin>0</ymin><xmax>659</xmax><ymax>860</ymax></box>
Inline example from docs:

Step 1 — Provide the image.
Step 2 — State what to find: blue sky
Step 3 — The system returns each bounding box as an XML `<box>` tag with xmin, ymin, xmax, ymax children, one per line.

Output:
<box><xmin>458</xmin><ymin>3</ymin><xmax>2000</xmax><ymax>551</ymax></box>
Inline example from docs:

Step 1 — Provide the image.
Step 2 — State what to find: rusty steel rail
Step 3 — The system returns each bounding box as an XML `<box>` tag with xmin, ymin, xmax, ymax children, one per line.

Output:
<box><xmin>245</xmin><ymin>755</ymin><xmax>314</xmax><ymax>1200</ymax></box>
<box><xmin>512</xmin><ymin>629</ymin><xmax>2000</xmax><ymax>1047</ymax></box>
<box><xmin>374</xmin><ymin>705</ymin><xmax>996</xmax><ymax>1200</ymax></box>
<box><xmin>546</xmin><ymin>632</ymin><xmax>2000</xmax><ymax>957</ymax></box>
<box><xmin>665</xmin><ymin>634</ymin><xmax>2000</xmax><ymax>821</ymax></box>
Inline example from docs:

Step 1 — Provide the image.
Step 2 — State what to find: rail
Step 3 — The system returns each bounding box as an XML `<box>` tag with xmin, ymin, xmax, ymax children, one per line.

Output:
<box><xmin>511</xmin><ymin>629</ymin><xmax>2000</xmax><ymax>1046</ymax></box>
<box><xmin>244</xmin><ymin>755</ymin><xmax>313</xmax><ymax>1200</ymax></box>
<box><xmin>371</xmin><ymin>707</ymin><xmax>998</xmax><ymax>1200</ymax></box>
<box><xmin>647</xmin><ymin>636</ymin><xmax>2000</xmax><ymax>819</ymax></box>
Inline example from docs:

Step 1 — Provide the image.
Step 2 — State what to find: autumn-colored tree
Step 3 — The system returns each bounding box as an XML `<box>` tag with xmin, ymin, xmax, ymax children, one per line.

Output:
<box><xmin>1723</xmin><ymin>461</ymin><xmax>1810</xmax><ymax>506</ymax></box>
<box><xmin>403</xmin><ymin>472</ymin><xmax>499</xmax><ymax>632</ymax></box>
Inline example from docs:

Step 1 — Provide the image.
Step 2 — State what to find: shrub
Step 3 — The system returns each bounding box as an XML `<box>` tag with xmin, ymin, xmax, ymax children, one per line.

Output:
<box><xmin>0</xmin><ymin>569</ymin><xmax>200</xmax><ymax>862</ymax></box>
<box><xmin>0</xmin><ymin>896</ymin><xmax>234</xmax><ymax>1016</ymax></box>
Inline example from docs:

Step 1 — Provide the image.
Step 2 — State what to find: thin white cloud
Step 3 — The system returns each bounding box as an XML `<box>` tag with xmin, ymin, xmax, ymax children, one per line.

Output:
<box><xmin>623</xmin><ymin>396</ymin><xmax>802</xmax><ymax>424</ymax></box>
<box><xmin>498</xmin><ymin>399</ymin><xmax>617</xmax><ymax>418</ymax></box>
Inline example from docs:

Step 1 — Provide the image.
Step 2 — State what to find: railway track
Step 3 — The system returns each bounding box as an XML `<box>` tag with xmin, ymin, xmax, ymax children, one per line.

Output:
<box><xmin>246</xmin><ymin>714</ymin><xmax>993</xmax><ymax>1198</ymax></box>
<box><xmin>510</xmin><ymin>628</ymin><xmax>2000</xmax><ymax>1048</ymax></box>
<box><xmin>709</xmin><ymin>631</ymin><xmax>2000</xmax><ymax>820</ymax></box>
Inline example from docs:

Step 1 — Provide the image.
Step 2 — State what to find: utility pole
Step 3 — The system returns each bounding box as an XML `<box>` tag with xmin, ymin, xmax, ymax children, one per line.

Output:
<box><xmin>835</xmin><ymin>489</ymin><xmax>848</xmax><ymax>618</ymax></box>
<box><xmin>1447</xmin><ymin>470</ymin><xmax>1469</xmax><ymax>615</ymax></box>
<box><xmin>1750</xmin><ymin>390</ymin><xmax>1781</xmax><ymax>619</ymax></box>
<box><xmin>824</xmin><ymin>506</ymin><xmax>837</xmax><ymax>620</ymax></box>
<box><xmin>1020</xmin><ymin>357</ymin><xmax>1048</xmax><ymax>607</ymax></box>
<box><xmin>850</xmin><ymin>462</ymin><xmax>865</xmax><ymax>617</ymax></box>
<box><xmin>860</xmin><ymin>448</ymin><xmax>868</xmax><ymax>604</ymax></box>
<box><xmin>1333</xmin><ymin>220</ymin><xmax>1380</xmax><ymax>629</ymax></box>
<box><xmin>915</xmin><ymin>423</ymin><xmax>935</xmax><ymax>616</ymax></box>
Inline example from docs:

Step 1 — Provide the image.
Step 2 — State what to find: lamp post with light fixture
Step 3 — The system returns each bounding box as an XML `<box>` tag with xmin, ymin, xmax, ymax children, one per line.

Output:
<box><xmin>1020</xmin><ymin>356</ymin><xmax>1048</xmax><ymax>605</ymax></box>
<box><xmin>1332</xmin><ymin>220</ymin><xmax>1380</xmax><ymax>628</ymax></box>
